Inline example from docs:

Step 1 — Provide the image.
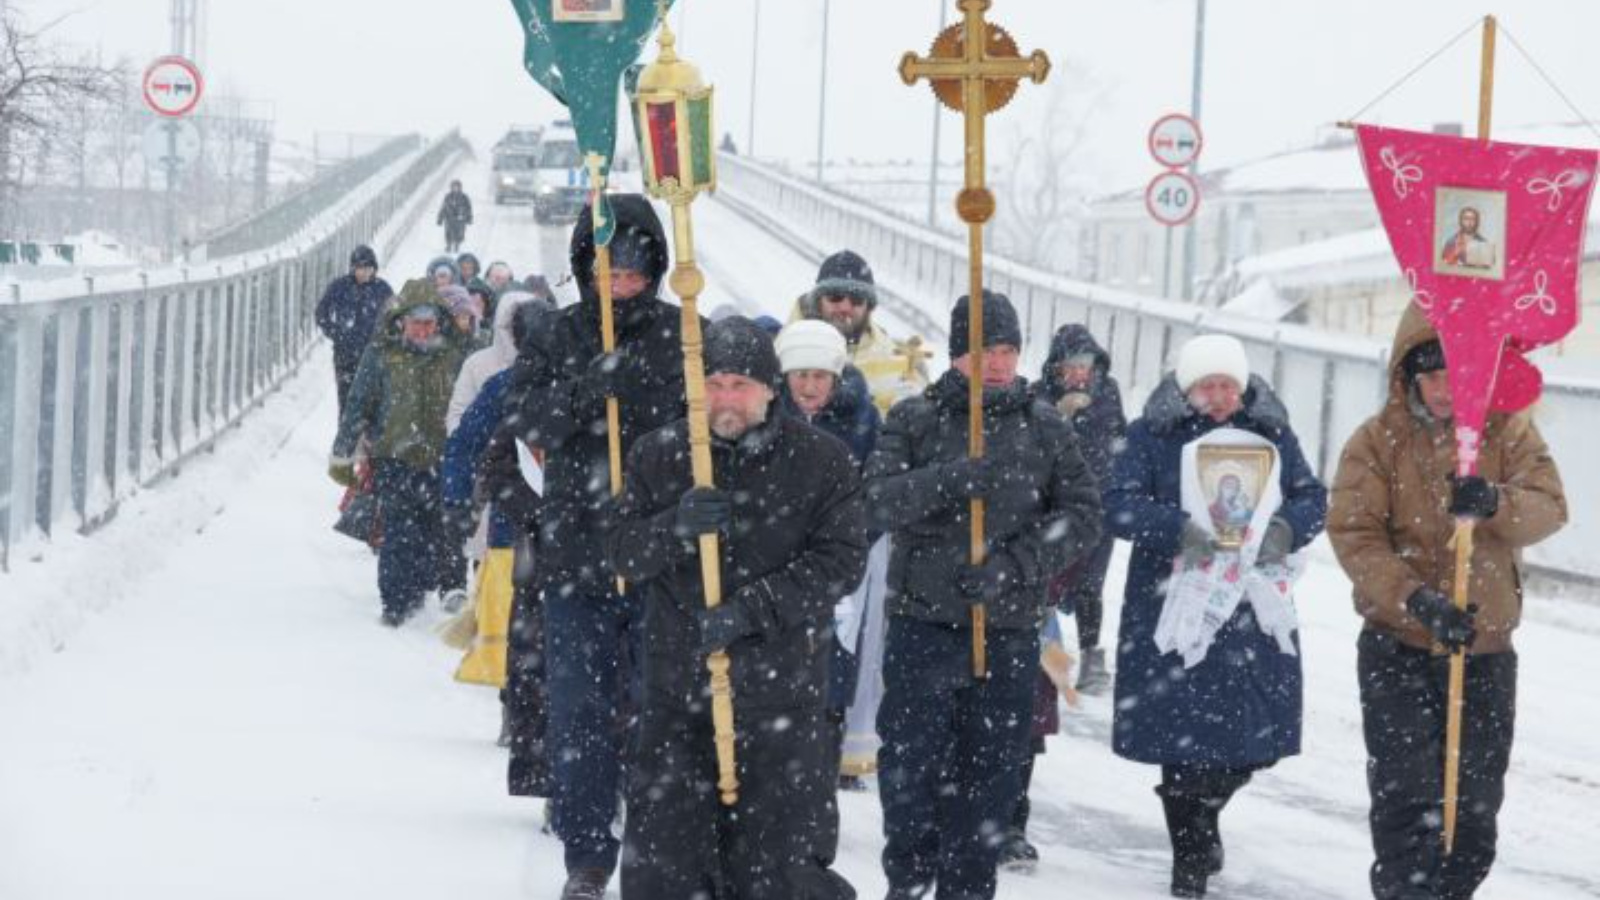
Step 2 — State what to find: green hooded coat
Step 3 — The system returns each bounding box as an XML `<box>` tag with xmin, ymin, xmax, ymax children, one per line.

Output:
<box><xmin>333</xmin><ymin>281</ymin><xmax>470</xmax><ymax>469</ymax></box>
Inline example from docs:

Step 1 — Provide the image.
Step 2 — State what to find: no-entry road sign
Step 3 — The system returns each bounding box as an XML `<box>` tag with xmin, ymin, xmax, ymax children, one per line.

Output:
<box><xmin>142</xmin><ymin>56</ymin><xmax>204</xmax><ymax>118</ymax></box>
<box><xmin>1148</xmin><ymin>113</ymin><xmax>1203</xmax><ymax>169</ymax></box>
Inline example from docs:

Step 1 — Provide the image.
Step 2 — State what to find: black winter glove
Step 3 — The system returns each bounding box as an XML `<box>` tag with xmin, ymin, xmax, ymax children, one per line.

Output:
<box><xmin>673</xmin><ymin>486</ymin><xmax>732</xmax><ymax>537</ymax></box>
<box><xmin>955</xmin><ymin>552</ymin><xmax>1019</xmax><ymax>602</ymax></box>
<box><xmin>938</xmin><ymin>456</ymin><xmax>1003</xmax><ymax>500</ymax></box>
<box><xmin>1255</xmin><ymin>517</ymin><xmax>1295</xmax><ymax>568</ymax></box>
<box><xmin>1179</xmin><ymin>520</ymin><xmax>1218</xmax><ymax>569</ymax></box>
<box><xmin>572</xmin><ymin>351</ymin><xmax>628</xmax><ymax>418</ymax></box>
<box><xmin>1405</xmin><ymin>587</ymin><xmax>1479</xmax><ymax>652</ymax></box>
<box><xmin>696</xmin><ymin>600</ymin><xmax>760</xmax><ymax>655</ymax></box>
<box><xmin>1448</xmin><ymin>475</ymin><xmax>1499</xmax><ymax>519</ymax></box>
<box><xmin>441</xmin><ymin>501</ymin><xmax>478</xmax><ymax>548</ymax></box>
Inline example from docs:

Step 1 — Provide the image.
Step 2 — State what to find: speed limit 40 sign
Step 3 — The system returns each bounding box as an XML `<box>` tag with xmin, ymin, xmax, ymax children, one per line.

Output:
<box><xmin>1145</xmin><ymin>170</ymin><xmax>1200</xmax><ymax>227</ymax></box>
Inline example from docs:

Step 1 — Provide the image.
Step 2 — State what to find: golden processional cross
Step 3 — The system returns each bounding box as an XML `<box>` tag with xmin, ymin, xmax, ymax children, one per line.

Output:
<box><xmin>901</xmin><ymin>0</ymin><xmax>1048</xmax><ymax>678</ymax></box>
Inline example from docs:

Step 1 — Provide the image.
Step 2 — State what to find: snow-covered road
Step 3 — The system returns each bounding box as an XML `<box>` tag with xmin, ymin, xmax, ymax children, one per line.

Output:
<box><xmin>2</xmin><ymin>164</ymin><xmax>1598</xmax><ymax>899</ymax></box>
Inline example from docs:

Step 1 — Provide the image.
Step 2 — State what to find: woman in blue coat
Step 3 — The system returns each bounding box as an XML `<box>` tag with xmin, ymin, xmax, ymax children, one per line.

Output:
<box><xmin>1104</xmin><ymin>334</ymin><xmax>1326</xmax><ymax>898</ymax></box>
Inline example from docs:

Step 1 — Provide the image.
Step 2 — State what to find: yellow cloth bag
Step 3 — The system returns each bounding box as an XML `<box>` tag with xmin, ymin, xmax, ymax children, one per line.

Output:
<box><xmin>454</xmin><ymin>547</ymin><xmax>516</xmax><ymax>687</ymax></box>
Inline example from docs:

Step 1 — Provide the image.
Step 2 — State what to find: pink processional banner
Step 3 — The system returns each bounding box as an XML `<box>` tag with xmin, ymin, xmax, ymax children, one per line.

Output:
<box><xmin>1354</xmin><ymin>124</ymin><xmax>1597</xmax><ymax>472</ymax></box>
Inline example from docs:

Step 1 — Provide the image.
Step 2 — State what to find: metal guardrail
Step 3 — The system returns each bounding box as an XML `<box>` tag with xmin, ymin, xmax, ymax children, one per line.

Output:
<box><xmin>717</xmin><ymin>152</ymin><xmax>1600</xmax><ymax>582</ymax></box>
<box><xmin>0</xmin><ymin>131</ymin><xmax>469</xmax><ymax>570</ymax></box>
<box><xmin>199</xmin><ymin>135</ymin><xmax>422</xmax><ymax>260</ymax></box>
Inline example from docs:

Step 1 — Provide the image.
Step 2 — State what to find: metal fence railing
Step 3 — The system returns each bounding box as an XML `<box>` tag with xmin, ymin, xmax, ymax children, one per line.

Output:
<box><xmin>716</xmin><ymin>152</ymin><xmax>1600</xmax><ymax>583</ymax></box>
<box><xmin>0</xmin><ymin>131</ymin><xmax>469</xmax><ymax>570</ymax></box>
<box><xmin>198</xmin><ymin>135</ymin><xmax>422</xmax><ymax>260</ymax></box>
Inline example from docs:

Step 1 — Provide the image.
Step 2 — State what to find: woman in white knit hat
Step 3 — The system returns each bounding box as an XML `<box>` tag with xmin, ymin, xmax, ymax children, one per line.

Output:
<box><xmin>774</xmin><ymin>318</ymin><xmax>890</xmax><ymax>808</ymax></box>
<box><xmin>1102</xmin><ymin>333</ymin><xmax>1328</xmax><ymax>898</ymax></box>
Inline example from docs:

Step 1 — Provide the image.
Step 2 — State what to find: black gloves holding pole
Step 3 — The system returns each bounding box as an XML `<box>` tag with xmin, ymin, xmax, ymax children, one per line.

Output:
<box><xmin>1406</xmin><ymin>587</ymin><xmax>1479</xmax><ymax>652</ymax></box>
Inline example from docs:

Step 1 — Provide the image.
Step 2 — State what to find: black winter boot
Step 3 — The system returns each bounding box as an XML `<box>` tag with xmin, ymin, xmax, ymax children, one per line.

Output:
<box><xmin>1199</xmin><ymin>797</ymin><xmax>1225</xmax><ymax>875</ymax></box>
<box><xmin>1158</xmin><ymin>788</ymin><xmax>1210</xmax><ymax>898</ymax></box>
<box><xmin>997</xmin><ymin>827</ymin><xmax>1041</xmax><ymax>873</ymax></box>
<box><xmin>559</xmin><ymin>868</ymin><xmax>609</xmax><ymax>900</ymax></box>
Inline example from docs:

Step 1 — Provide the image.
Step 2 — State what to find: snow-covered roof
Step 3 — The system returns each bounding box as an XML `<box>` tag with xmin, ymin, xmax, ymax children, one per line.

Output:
<box><xmin>1209</xmin><ymin>141</ymin><xmax>1367</xmax><ymax>195</ymax></box>
<box><xmin>1218</xmin><ymin>277</ymin><xmax>1299</xmax><ymax>319</ymax></box>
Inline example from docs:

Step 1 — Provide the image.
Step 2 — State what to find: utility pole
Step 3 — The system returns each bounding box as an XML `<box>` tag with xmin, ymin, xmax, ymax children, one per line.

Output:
<box><xmin>926</xmin><ymin>0</ymin><xmax>948</xmax><ymax>227</ymax></box>
<box><xmin>816</xmin><ymin>0</ymin><xmax>830</xmax><ymax>183</ymax></box>
<box><xmin>165</xmin><ymin>0</ymin><xmax>204</xmax><ymax>260</ymax></box>
<box><xmin>170</xmin><ymin>0</ymin><xmax>202</xmax><ymax>64</ymax></box>
<box><xmin>1181</xmin><ymin>0</ymin><xmax>1205</xmax><ymax>301</ymax></box>
<box><xmin>747</xmin><ymin>0</ymin><xmax>761</xmax><ymax>156</ymax></box>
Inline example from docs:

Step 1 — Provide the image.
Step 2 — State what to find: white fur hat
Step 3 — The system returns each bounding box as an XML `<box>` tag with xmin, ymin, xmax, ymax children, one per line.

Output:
<box><xmin>775</xmin><ymin>319</ymin><xmax>848</xmax><ymax>375</ymax></box>
<box><xmin>1176</xmin><ymin>334</ymin><xmax>1250</xmax><ymax>392</ymax></box>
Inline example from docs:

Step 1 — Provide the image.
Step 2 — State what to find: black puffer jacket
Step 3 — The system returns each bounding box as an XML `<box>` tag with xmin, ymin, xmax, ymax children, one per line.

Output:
<box><xmin>502</xmin><ymin>195</ymin><xmax>705</xmax><ymax>594</ymax></box>
<box><xmin>1037</xmin><ymin>324</ymin><xmax>1127</xmax><ymax>482</ymax></box>
<box><xmin>864</xmin><ymin>370</ymin><xmax>1104</xmax><ymax>629</ymax></box>
<box><xmin>605</xmin><ymin>415</ymin><xmax>868</xmax><ymax>711</ymax></box>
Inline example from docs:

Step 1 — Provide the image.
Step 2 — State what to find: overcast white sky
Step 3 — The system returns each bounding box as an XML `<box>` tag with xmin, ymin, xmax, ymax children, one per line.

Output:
<box><xmin>21</xmin><ymin>0</ymin><xmax>1600</xmax><ymax>191</ymax></box>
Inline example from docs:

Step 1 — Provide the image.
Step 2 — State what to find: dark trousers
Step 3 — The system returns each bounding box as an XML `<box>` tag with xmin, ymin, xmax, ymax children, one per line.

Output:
<box><xmin>878</xmin><ymin>617</ymin><xmax>1036</xmax><ymax>900</ymax></box>
<box><xmin>815</xmin><ymin>707</ymin><xmax>846</xmax><ymax>865</ymax></box>
<box><xmin>1009</xmin><ymin>755</ymin><xmax>1035</xmax><ymax>835</ymax></box>
<box><xmin>544</xmin><ymin>585</ymin><xmax>641</xmax><ymax>874</ymax></box>
<box><xmin>1060</xmin><ymin>535</ymin><xmax>1114</xmax><ymax>649</ymax></box>
<box><xmin>334</xmin><ymin>363</ymin><xmax>357</xmax><ymax>420</ymax></box>
<box><xmin>622</xmin><ymin>704</ymin><xmax>855</xmax><ymax>900</ymax></box>
<box><xmin>1358</xmin><ymin>631</ymin><xmax>1516</xmax><ymax>900</ymax></box>
<box><xmin>373</xmin><ymin>460</ymin><xmax>447</xmax><ymax>617</ymax></box>
<box><xmin>438</xmin><ymin>536</ymin><xmax>468</xmax><ymax>594</ymax></box>
<box><xmin>505</xmin><ymin>539</ymin><xmax>549</xmax><ymax>797</ymax></box>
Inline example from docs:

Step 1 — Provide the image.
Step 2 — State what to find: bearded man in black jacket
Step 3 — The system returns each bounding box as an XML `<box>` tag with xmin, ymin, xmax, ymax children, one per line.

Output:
<box><xmin>606</xmin><ymin>317</ymin><xmax>867</xmax><ymax>900</ymax></box>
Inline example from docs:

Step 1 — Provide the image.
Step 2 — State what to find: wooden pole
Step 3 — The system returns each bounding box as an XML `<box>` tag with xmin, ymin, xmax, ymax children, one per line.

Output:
<box><xmin>667</xmin><ymin>199</ymin><xmax>739</xmax><ymax>807</ymax></box>
<box><xmin>962</xmin><ymin>6</ymin><xmax>989</xmax><ymax>679</ymax></box>
<box><xmin>1443</xmin><ymin>12</ymin><xmax>1495</xmax><ymax>858</ymax></box>
<box><xmin>900</xmin><ymin>0</ymin><xmax>1049</xmax><ymax>679</ymax></box>
<box><xmin>587</xmin><ymin>157</ymin><xmax>628</xmax><ymax>597</ymax></box>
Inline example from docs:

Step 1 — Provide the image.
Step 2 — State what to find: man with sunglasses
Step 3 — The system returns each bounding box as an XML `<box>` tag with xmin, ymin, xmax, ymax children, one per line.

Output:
<box><xmin>799</xmin><ymin>250</ymin><xmax>929</xmax><ymax>415</ymax></box>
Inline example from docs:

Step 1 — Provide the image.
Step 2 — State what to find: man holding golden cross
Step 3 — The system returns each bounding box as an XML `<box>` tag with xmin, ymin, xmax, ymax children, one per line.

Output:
<box><xmin>862</xmin><ymin>4</ymin><xmax>1101</xmax><ymax>898</ymax></box>
<box><xmin>866</xmin><ymin>290</ymin><xmax>1101</xmax><ymax>898</ymax></box>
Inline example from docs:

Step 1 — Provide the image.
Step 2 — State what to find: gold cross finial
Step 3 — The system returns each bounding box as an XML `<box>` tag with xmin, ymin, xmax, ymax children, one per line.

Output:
<box><xmin>899</xmin><ymin>0</ymin><xmax>1049</xmax><ymax>224</ymax></box>
<box><xmin>896</xmin><ymin>335</ymin><xmax>935</xmax><ymax>381</ymax></box>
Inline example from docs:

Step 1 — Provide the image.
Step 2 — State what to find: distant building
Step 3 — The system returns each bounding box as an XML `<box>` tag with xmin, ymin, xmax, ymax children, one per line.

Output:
<box><xmin>1083</xmin><ymin>123</ymin><xmax>1600</xmax><ymax>361</ymax></box>
<box><xmin>1082</xmin><ymin>130</ymin><xmax>1377</xmax><ymax>300</ymax></box>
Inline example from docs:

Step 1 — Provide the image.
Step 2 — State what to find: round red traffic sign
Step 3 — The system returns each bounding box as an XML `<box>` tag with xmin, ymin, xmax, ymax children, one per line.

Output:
<box><xmin>142</xmin><ymin>56</ymin><xmax>204</xmax><ymax>118</ymax></box>
<box><xmin>1145</xmin><ymin>170</ymin><xmax>1201</xmax><ymax>227</ymax></box>
<box><xmin>1148</xmin><ymin>112</ymin><xmax>1203</xmax><ymax>169</ymax></box>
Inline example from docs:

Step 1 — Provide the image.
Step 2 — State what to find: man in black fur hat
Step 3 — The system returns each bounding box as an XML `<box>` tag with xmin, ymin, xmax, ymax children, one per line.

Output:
<box><xmin>606</xmin><ymin>317</ymin><xmax>868</xmax><ymax>899</ymax></box>
<box><xmin>865</xmin><ymin>290</ymin><xmax>1103</xmax><ymax>899</ymax></box>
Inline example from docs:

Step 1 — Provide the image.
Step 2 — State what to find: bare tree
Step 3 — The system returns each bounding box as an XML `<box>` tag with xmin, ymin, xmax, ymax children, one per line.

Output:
<box><xmin>0</xmin><ymin>9</ymin><xmax>125</xmax><ymax>235</ymax></box>
<box><xmin>994</xmin><ymin>72</ymin><xmax>1103</xmax><ymax>274</ymax></box>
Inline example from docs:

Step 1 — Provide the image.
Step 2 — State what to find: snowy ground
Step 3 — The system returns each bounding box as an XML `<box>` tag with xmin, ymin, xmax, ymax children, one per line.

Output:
<box><xmin>3</xmin><ymin>164</ymin><xmax>1599</xmax><ymax>899</ymax></box>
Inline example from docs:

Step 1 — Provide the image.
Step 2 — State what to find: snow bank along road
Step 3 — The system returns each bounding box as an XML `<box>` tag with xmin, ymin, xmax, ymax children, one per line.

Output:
<box><xmin>3</xmin><ymin>165</ymin><xmax>1599</xmax><ymax>899</ymax></box>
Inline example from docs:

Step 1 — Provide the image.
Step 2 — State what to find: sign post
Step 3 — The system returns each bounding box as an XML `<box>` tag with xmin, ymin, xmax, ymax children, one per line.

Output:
<box><xmin>1146</xmin><ymin>112</ymin><xmax>1203</xmax><ymax>298</ymax></box>
<box><xmin>142</xmin><ymin>55</ymin><xmax>204</xmax><ymax>260</ymax></box>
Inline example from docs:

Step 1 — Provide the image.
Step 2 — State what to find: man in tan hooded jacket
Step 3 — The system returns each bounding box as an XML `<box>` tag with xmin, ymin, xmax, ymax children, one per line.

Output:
<box><xmin>1328</xmin><ymin>306</ymin><xmax>1566</xmax><ymax>900</ymax></box>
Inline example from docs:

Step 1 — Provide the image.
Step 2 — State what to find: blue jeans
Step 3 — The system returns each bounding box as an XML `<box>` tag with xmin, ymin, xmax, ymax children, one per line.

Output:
<box><xmin>543</xmin><ymin>585</ymin><xmax>642</xmax><ymax>873</ymax></box>
<box><xmin>877</xmin><ymin>617</ymin><xmax>1037</xmax><ymax>900</ymax></box>
<box><xmin>373</xmin><ymin>460</ymin><xmax>445</xmax><ymax>616</ymax></box>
